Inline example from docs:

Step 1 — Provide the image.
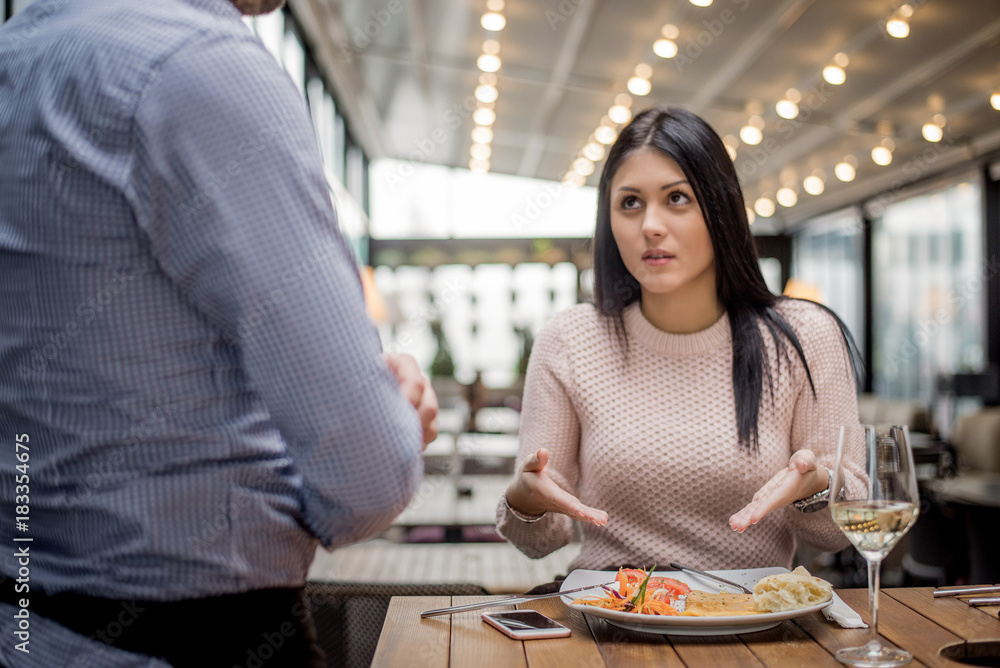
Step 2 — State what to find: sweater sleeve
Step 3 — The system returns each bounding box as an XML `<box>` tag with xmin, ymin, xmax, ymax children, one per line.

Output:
<box><xmin>784</xmin><ymin>303</ymin><xmax>865</xmax><ymax>551</ymax></box>
<box><xmin>495</xmin><ymin>313</ymin><xmax>580</xmax><ymax>558</ymax></box>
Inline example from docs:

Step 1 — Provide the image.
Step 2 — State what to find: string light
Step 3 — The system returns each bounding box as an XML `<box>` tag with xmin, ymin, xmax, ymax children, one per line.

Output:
<box><xmin>834</xmin><ymin>158</ymin><xmax>857</xmax><ymax>182</ymax></box>
<box><xmin>776</xmin><ymin>186</ymin><xmax>798</xmax><ymax>207</ymax></box>
<box><xmin>754</xmin><ymin>197</ymin><xmax>775</xmax><ymax>218</ymax></box>
<box><xmin>871</xmin><ymin>145</ymin><xmax>893</xmax><ymax>166</ymax></box>
<box><xmin>991</xmin><ymin>91</ymin><xmax>1000</xmax><ymax>111</ymax></box>
<box><xmin>886</xmin><ymin>3</ymin><xmax>912</xmax><ymax>38</ymax></box>
<box><xmin>481</xmin><ymin>12</ymin><xmax>506</xmax><ymax>31</ymax></box>
<box><xmin>472</xmin><ymin>107</ymin><xmax>496</xmax><ymax>126</ymax></box>
<box><xmin>653</xmin><ymin>39</ymin><xmax>678</xmax><ymax>58</ymax></box>
<box><xmin>803</xmin><ymin>172</ymin><xmax>825</xmax><ymax>195</ymax></box>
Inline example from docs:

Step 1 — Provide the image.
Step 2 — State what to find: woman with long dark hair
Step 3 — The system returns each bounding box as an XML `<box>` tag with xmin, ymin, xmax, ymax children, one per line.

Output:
<box><xmin>497</xmin><ymin>107</ymin><xmax>866</xmax><ymax>571</ymax></box>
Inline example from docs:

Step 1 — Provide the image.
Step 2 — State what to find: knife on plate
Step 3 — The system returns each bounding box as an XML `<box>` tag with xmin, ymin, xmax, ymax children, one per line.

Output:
<box><xmin>668</xmin><ymin>561</ymin><xmax>754</xmax><ymax>594</ymax></box>
<box><xmin>419</xmin><ymin>581</ymin><xmax>617</xmax><ymax>618</ymax></box>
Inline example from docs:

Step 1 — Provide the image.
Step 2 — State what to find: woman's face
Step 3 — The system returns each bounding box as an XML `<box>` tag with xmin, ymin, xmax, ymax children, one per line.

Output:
<box><xmin>609</xmin><ymin>148</ymin><xmax>716</xmax><ymax>303</ymax></box>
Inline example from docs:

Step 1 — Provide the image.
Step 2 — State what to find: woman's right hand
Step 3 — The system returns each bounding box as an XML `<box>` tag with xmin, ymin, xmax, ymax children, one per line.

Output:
<box><xmin>504</xmin><ymin>448</ymin><xmax>608</xmax><ymax>526</ymax></box>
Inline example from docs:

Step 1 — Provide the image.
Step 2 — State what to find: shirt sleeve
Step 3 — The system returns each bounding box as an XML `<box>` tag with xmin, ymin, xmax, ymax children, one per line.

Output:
<box><xmin>496</xmin><ymin>314</ymin><xmax>578</xmax><ymax>558</ymax></box>
<box><xmin>785</xmin><ymin>303</ymin><xmax>865</xmax><ymax>551</ymax></box>
<box><xmin>127</xmin><ymin>30</ymin><xmax>423</xmax><ymax>548</ymax></box>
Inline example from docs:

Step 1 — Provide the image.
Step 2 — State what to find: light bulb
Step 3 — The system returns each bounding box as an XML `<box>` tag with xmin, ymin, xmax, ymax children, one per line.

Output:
<box><xmin>562</xmin><ymin>171</ymin><xmax>586</xmax><ymax>187</ymax></box>
<box><xmin>627</xmin><ymin>77</ymin><xmax>651</xmax><ymax>96</ymax></box>
<box><xmin>477</xmin><ymin>54</ymin><xmax>501</xmax><ymax>73</ymax></box>
<box><xmin>803</xmin><ymin>175</ymin><xmax>825</xmax><ymax>195</ymax></box>
<box><xmin>661</xmin><ymin>24</ymin><xmax>680</xmax><ymax>39</ymax></box>
<box><xmin>871</xmin><ymin>146</ymin><xmax>893</xmax><ymax>166</ymax></box>
<box><xmin>481</xmin><ymin>12</ymin><xmax>506</xmax><ymax>31</ymax></box>
<box><xmin>471</xmin><ymin>126</ymin><xmax>493</xmax><ymax>144</ymax></box>
<box><xmin>746</xmin><ymin>206</ymin><xmax>756</xmax><ymax>225</ymax></box>
<box><xmin>653</xmin><ymin>39</ymin><xmax>678</xmax><ymax>58</ymax></box>
<box><xmin>474</xmin><ymin>84</ymin><xmax>498</xmax><ymax>103</ymax></box>
<box><xmin>886</xmin><ymin>18</ymin><xmax>909</xmax><ymax>38</ymax></box>
<box><xmin>473</xmin><ymin>107</ymin><xmax>496</xmax><ymax>126</ymax></box>
<box><xmin>823</xmin><ymin>65</ymin><xmax>846</xmax><ymax>85</ymax></box>
<box><xmin>572</xmin><ymin>157</ymin><xmax>595</xmax><ymax>176</ymax></box>
<box><xmin>470</xmin><ymin>143</ymin><xmax>492</xmax><ymax>160</ymax></box>
<box><xmin>689</xmin><ymin>0</ymin><xmax>712</xmax><ymax>6</ymax></box>
<box><xmin>991</xmin><ymin>92</ymin><xmax>1000</xmax><ymax>111</ymax></box>
<box><xmin>608</xmin><ymin>104</ymin><xmax>632</xmax><ymax>124</ymax></box>
<box><xmin>834</xmin><ymin>161</ymin><xmax>856</xmax><ymax>182</ymax></box>
<box><xmin>776</xmin><ymin>187</ymin><xmax>798</xmax><ymax>207</ymax></box>
<box><xmin>775</xmin><ymin>99</ymin><xmax>799</xmax><ymax>119</ymax></box>
<box><xmin>583</xmin><ymin>142</ymin><xmax>605</xmax><ymax>161</ymax></box>
<box><xmin>739</xmin><ymin>125</ymin><xmax>762</xmax><ymax>146</ymax></box>
<box><xmin>481</xmin><ymin>39</ymin><xmax>501</xmax><ymax>55</ymax></box>
<box><xmin>921</xmin><ymin>123</ymin><xmax>943</xmax><ymax>142</ymax></box>
<box><xmin>469</xmin><ymin>158</ymin><xmax>490</xmax><ymax>173</ymax></box>
<box><xmin>594</xmin><ymin>126</ymin><xmax>617</xmax><ymax>144</ymax></box>
<box><xmin>754</xmin><ymin>197</ymin><xmax>775</xmax><ymax>218</ymax></box>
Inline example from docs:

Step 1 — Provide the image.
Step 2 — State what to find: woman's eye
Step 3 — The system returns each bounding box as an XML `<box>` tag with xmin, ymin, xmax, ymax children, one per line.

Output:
<box><xmin>668</xmin><ymin>191</ymin><xmax>691</xmax><ymax>205</ymax></box>
<box><xmin>621</xmin><ymin>195</ymin><xmax>641</xmax><ymax>209</ymax></box>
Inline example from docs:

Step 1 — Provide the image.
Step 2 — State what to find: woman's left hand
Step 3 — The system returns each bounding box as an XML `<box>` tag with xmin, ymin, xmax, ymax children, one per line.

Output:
<box><xmin>728</xmin><ymin>449</ymin><xmax>828</xmax><ymax>533</ymax></box>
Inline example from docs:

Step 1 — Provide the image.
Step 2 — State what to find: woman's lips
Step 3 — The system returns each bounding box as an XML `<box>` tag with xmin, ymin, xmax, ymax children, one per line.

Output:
<box><xmin>642</xmin><ymin>249</ymin><xmax>675</xmax><ymax>266</ymax></box>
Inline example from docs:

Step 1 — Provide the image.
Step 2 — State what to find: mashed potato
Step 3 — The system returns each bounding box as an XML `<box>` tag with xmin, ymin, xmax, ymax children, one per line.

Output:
<box><xmin>753</xmin><ymin>566</ymin><xmax>833</xmax><ymax>612</ymax></box>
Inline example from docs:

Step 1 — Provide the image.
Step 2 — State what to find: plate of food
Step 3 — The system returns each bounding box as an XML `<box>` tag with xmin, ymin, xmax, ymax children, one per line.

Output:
<box><xmin>560</xmin><ymin>565</ymin><xmax>834</xmax><ymax>635</ymax></box>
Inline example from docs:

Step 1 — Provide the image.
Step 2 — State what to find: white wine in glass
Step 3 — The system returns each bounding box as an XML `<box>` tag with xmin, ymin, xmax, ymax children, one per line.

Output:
<box><xmin>830</xmin><ymin>424</ymin><xmax>920</xmax><ymax>667</ymax></box>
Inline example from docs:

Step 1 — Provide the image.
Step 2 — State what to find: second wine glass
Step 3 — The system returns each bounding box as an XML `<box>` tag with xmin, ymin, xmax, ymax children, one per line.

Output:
<box><xmin>830</xmin><ymin>424</ymin><xmax>920</xmax><ymax>667</ymax></box>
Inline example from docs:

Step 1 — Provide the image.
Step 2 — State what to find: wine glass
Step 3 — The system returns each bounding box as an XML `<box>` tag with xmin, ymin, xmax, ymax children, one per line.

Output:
<box><xmin>830</xmin><ymin>424</ymin><xmax>920</xmax><ymax>667</ymax></box>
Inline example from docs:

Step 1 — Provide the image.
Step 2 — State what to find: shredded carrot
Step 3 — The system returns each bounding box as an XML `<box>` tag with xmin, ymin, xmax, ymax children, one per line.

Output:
<box><xmin>573</xmin><ymin>567</ymin><xmax>684</xmax><ymax>616</ymax></box>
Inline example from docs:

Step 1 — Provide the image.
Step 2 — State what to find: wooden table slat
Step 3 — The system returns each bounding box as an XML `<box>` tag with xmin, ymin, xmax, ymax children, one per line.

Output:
<box><xmin>837</xmin><ymin>588</ymin><xmax>954</xmax><ymax>668</ymax></box>
<box><xmin>668</xmin><ymin>633</ymin><xmax>767</xmax><ymax>668</ymax></box>
<box><xmin>371</xmin><ymin>596</ymin><xmax>451</xmax><ymax>668</ymax></box>
<box><xmin>450</xmin><ymin>595</ymin><xmax>526</xmax><ymax>668</ymax></box>
<box><xmin>519</xmin><ymin>597</ymin><xmax>606</xmax><ymax>668</ymax></box>
<box><xmin>884</xmin><ymin>586</ymin><xmax>1000</xmax><ymax>642</ymax></box>
<box><xmin>737</xmin><ymin>620</ymin><xmax>843</xmax><ymax>667</ymax></box>
<box><xmin>583</xmin><ymin>615</ymin><xmax>681</xmax><ymax>668</ymax></box>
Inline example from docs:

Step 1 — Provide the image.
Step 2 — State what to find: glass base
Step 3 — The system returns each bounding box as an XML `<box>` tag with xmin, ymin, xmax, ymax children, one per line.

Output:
<box><xmin>835</xmin><ymin>644</ymin><xmax>913</xmax><ymax>667</ymax></box>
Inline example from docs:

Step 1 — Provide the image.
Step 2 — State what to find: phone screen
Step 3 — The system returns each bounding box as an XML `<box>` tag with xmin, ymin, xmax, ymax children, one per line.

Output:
<box><xmin>481</xmin><ymin>611</ymin><xmax>572</xmax><ymax>639</ymax></box>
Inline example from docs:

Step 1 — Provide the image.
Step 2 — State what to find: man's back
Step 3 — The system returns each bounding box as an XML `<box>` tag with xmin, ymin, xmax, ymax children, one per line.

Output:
<box><xmin>0</xmin><ymin>2</ymin><xmax>422</xmax><ymax>663</ymax></box>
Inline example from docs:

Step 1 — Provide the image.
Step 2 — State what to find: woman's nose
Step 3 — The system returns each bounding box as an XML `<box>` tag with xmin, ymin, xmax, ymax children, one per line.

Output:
<box><xmin>641</xmin><ymin>208</ymin><xmax>667</xmax><ymax>238</ymax></box>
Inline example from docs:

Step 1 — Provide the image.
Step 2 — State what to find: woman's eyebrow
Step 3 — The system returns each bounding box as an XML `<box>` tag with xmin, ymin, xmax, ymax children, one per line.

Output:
<box><xmin>616</xmin><ymin>180</ymin><xmax>689</xmax><ymax>194</ymax></box>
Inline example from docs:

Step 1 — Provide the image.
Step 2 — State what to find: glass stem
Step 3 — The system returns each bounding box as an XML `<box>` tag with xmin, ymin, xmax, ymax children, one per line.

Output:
<box><xmin>867</xmin><ymin>555</ymin><xmax>883</xmax><ymax>647</ymax></box>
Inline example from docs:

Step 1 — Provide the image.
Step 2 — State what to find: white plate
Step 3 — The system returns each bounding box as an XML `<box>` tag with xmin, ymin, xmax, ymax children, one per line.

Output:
<box><xmin>560</xmin><ymin>567</ymin><xmax>834</xmax><ymax>636</ymax></box>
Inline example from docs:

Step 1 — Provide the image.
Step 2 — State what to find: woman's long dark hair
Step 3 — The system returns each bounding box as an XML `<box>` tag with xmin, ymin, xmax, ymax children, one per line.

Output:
<box><xmin>593</xmin><ymin>107</ymin><xmax>863</xmax><ymax>453</ymax></box>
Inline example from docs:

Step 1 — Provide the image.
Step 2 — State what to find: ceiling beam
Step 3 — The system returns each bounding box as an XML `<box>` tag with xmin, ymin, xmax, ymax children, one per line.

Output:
<box><xmin>515</xmin><ymin>0</ymin><xmax>601</xmax><ymax>178</ymax></box>
<box><xmin>289</xmin><ymin>0</ymin><xmax>389</xmax><ymax>159</ymax></box>
<box><xmin>689</xmin><ymin>0</ymin><xmax>816</xmax><ymax>111</ymax></box>
<box><xmin>749</xmin><ymin>15</ymin><xmax>1000</xmax><ymax>205</ymax></box>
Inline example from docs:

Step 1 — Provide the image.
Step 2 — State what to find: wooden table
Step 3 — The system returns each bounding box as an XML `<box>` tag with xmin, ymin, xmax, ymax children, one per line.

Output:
<box><xmin>372</xmin><ymin>588</ymin><xmax>1000</xmax><ymax>667</ymax></box>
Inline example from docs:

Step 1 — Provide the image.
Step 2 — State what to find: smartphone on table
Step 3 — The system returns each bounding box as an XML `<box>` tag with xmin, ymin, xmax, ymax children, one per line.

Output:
<box><xmin>481</xmin><ymin>610</ymin><xmax>572</xmax><ymax>639</ymax></box>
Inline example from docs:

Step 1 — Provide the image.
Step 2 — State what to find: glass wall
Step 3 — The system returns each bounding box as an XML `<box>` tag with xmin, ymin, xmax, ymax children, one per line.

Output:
<box><xmin>791</xmin><ymin>207</ymin><xmax>865</xmax><ymax>348</ymax></box>
<box><xmin>244</xmin><ymin>8</ymin><xmax>370</xmax><ymax>259</ymax></box>
<box><xmin>871</xmin><ymin>176</ymin><xmax>984</xmax><ymax>405</ymax></box>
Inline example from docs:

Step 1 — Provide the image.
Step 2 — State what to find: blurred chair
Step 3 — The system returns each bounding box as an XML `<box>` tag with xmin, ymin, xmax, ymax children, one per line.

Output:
<box><xmin>950</xmin><ymin>407</ymin><xmax>1000</xmax><ymax>473</ymax></box>
<box><xmin>857</xmin><ymin>393</ymin><xmax>931</xmax><ymax>433</ymax></box>
<box><xmin>304</xmin><ymin>581</ymin><xmax>488</xmax><ymax>668</ymax></box>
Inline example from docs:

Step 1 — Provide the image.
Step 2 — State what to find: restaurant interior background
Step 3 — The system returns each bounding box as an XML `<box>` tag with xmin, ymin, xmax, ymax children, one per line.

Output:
<box><xmin>6</xmin><ymin>0</ymin><xmax>1000</xmax><ymax>662</ymax></box>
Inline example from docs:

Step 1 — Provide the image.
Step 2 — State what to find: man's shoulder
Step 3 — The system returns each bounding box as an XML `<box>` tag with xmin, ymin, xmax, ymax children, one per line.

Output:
<box><xmin>10</xmin><ymin>0</ymin><xmax>253</xmax><ymax>72</ymax></box>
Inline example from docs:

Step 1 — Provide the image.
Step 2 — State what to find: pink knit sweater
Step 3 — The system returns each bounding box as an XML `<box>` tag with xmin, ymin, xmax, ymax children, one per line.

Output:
<box><xmin>497</xmin><ymin>299</ymin><xmax>863</xmax><ymax>572</ymax></box>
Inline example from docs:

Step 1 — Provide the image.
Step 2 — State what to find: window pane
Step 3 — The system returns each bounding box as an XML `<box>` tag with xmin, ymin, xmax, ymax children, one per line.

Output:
<box><xmin>872</xmin><ymin>179</ymin><xmax>984</xmax><ymax>403</ymax></box>
<box><xmin>791</xmin><ymin>207</ymin><xmax>864</xmax><ymax>348</ymax></box>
